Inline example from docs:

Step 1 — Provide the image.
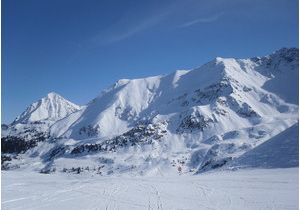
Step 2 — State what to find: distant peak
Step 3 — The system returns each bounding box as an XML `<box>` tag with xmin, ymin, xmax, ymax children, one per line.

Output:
<box><xmin>12</xmin><ymin>91</ymin><xmax>81</xmax><ymax>125</ymax></box>
<box><xmin>250</xmin><ymin>47</ymin><xmax>299</xmax><ymax>65</ymax></box>
<box><xmin>215</xmin><ymin>56</ymin><xmax>224</xmax><ymax>61</ymax></box>
<box><xmin>273</xmin><ymin>47</ymin><xmax>298</xmax><ymax>54</ymax></box>
<box><xmin>44</xmin><ymin>92</ymin><xmax>67</xmax><ymax>102</ymax></box>
<box><xmin>115</xmin><ymin>79</ymin><xmax>130</xmax><ymax>86</ymax></box>
<box><xmin>271</xmin><ymin>47</ymin><xmax>298</xmax><ymax>60</ymax></box>
<box><xmin>208</xmin><ymin>57</ymin><xmax>237</xmax><ymax>68</ymax></box>
<box><xmin>47</xmin><ymin>92</ymin><xmax>60</xmax><ymax>97</ymax></box>
<box><xmin>208</xmin><ymin>57</ymin><xmax>230</xmax><ymax>66</ymax></box>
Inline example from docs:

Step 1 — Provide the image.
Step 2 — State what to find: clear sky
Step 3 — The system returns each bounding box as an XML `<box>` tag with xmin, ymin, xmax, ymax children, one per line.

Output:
<box><xmin>2</xmin><ymin>0</ymin><xmax>299</xmax><ymax>123</ymax></box>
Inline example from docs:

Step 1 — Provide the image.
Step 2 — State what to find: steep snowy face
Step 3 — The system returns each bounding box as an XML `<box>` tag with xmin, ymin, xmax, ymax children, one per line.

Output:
<box><xmin>253</xmin><ymin>48</ymin><xmax>299</xmax><ymax>104</ymax></box>
<box><xmin>12</xmin><ymin>92</ymin><xmax>81</xmax><ymax>125</ymax></box>
<box><xmin>50</xmin><ymin>59</ymin><xmax>232</xmax><ymax>139</ymax></box>
<box><xmin>51</xmin><ymin>76</ymin><xmax>163</xmax><ymax>139</ymax></box>
<box><xmin>51</xmin><ymin>48</ymin><xmax>298</xmax><ymax>141</ymax></box>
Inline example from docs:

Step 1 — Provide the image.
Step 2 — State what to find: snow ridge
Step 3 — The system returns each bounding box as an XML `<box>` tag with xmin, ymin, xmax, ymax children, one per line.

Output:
<box><xmin>2</xmin><ymin>48</ymin><xmax>298</xmax><ymax>175</ymax></box>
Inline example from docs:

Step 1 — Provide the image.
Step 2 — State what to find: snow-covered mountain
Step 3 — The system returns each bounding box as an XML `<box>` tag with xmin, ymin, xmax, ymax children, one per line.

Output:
<box><xmin>2</xmin><ymin>48</ymin><xmax>298</xmax><ymax>175</ymax></box>
<box><xmin>12</xmin><ymin>92</ymin><xmax>81</xmax><ymax>125</ymax></box>
<box><xmin>2</xmin><ymin>92</ymin><xmax>81</xmax><ymax>154</ymax></box>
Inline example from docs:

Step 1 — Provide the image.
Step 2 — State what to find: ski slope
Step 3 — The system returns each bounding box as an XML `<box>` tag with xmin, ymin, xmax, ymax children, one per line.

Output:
<box><xmin>2</xmin><ymin>168</ymin><xmax>298</xmax><ymax>210</ymax></box>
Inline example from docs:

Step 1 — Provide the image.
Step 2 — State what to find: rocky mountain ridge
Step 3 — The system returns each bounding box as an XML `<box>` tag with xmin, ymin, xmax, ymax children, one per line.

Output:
<box><xmin>2</xmin><ymin>48</ymin><xmax>298</xmax><ymax>175</ymax></box>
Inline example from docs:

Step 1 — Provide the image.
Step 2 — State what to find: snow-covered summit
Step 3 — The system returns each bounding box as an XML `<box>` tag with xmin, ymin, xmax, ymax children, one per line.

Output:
<box><xmin>12</xmin><ymin>92</ymin><xmax>81</xmax><ymax>125</ymax></box>
<box><xmin>2</xmin><ymin>48</ymin><xmax>298</xmax><ymax>175</ymax></box>
<box><xmin>49</xmin><ymin>48</ymin><xmax>298</xmax><ymax>141</ymax></box>
<box><xmin>2</xmin><ymin>92</ymin><xmax>82</xmax><ymax>142</ymax></box>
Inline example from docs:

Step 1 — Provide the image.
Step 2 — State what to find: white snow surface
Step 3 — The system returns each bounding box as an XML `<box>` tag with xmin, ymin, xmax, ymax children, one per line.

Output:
<box><xmin>2</xmin><ymin>168</ymin><xmax>298</xmax><ymax>210</ymax></box>
<box><xmin>230</xmin><ymin>123</ymin><xmax>299</xmax><ymax>169</ymax></box>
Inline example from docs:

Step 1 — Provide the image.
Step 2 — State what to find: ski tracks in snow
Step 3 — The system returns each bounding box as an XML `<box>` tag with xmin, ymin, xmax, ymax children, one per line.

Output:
<box><xmin>104</xmin><ymin>183</ymin><xmax>119</xmax><ymax>210</ymax></box>
<box><xmin>150</xmin><ymin>185</ymin><xmax>164</xmax><ymax>210</ymax></box>
<box><xmin>135</xmin><ymin>181</ymin><xmax>167</xmax><ymax>210</ymax></box>
<box><xmin>2</xmin><ymin>169</ymin><xmax>298</xmax><ymax>210</ymax></box>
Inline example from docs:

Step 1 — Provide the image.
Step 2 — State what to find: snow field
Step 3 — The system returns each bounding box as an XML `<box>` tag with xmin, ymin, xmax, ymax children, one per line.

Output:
<box><xmin>2</xmin><ymin>168</ymin><xmax>298</xmax><ymax>210</ymax></box>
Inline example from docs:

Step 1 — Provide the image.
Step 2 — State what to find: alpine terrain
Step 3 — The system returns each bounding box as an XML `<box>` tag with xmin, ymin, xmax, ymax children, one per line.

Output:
<box><xmin>2</xmin><ymin>48</ymin><xmax>298</xmax><ymax>175</ymax></box>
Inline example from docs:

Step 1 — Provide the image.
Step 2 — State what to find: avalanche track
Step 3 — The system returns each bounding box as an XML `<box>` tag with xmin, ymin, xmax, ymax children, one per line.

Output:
<box><xmin>2</xmin><ymin>168</ymin><xmax>298</xmax><ymax>210</ymax></box>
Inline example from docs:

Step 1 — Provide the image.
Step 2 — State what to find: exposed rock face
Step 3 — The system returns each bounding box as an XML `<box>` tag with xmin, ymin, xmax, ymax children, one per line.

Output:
<box><xmin>72</xmin><ymin>122</ymin><xmax>167</xmax><ymax>155</ymax></box>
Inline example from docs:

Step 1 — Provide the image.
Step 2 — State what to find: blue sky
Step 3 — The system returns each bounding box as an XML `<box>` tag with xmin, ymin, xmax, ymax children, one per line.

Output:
<box><xmin>2</xmin><ymin>0</ymin><xmax>298</xmax><ymax>123</ymax></box>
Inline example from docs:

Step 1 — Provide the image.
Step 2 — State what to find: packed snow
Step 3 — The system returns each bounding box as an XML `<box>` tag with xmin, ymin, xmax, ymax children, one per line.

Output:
<box><xmin>2</xmin><ymin>168</ymin><xmax>298</xmax><ymax>210</ymax></box>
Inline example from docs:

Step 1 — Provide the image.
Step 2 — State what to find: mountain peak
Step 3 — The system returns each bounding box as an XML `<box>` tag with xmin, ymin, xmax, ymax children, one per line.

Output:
<box><xmin>273</xmin><ymin>47</ymin><xmax>298</xmax><ymax>55</ymax></box>
<box><xmin>12</xmin><ymin>93</ymin><xmax>81</xmax><ymax>125</ymax></box>
<box><xmin>46</xmin><ymin>91</ymin><xmax>60</xmax><ymax>97</ymax></box>
<box><xmin>44</xmin><ymin>92</ymin><xmax>67</xmax><ymax>102</ymax></box>
<box><xmin>251</xmin><ymin>47</ymin><xmax>299</xmax><ymax>64</ymax></box>
<box><xmin>271</xmin><ymin>47</ymin><xmax>298</xmax><ymax>62</ymax></box>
